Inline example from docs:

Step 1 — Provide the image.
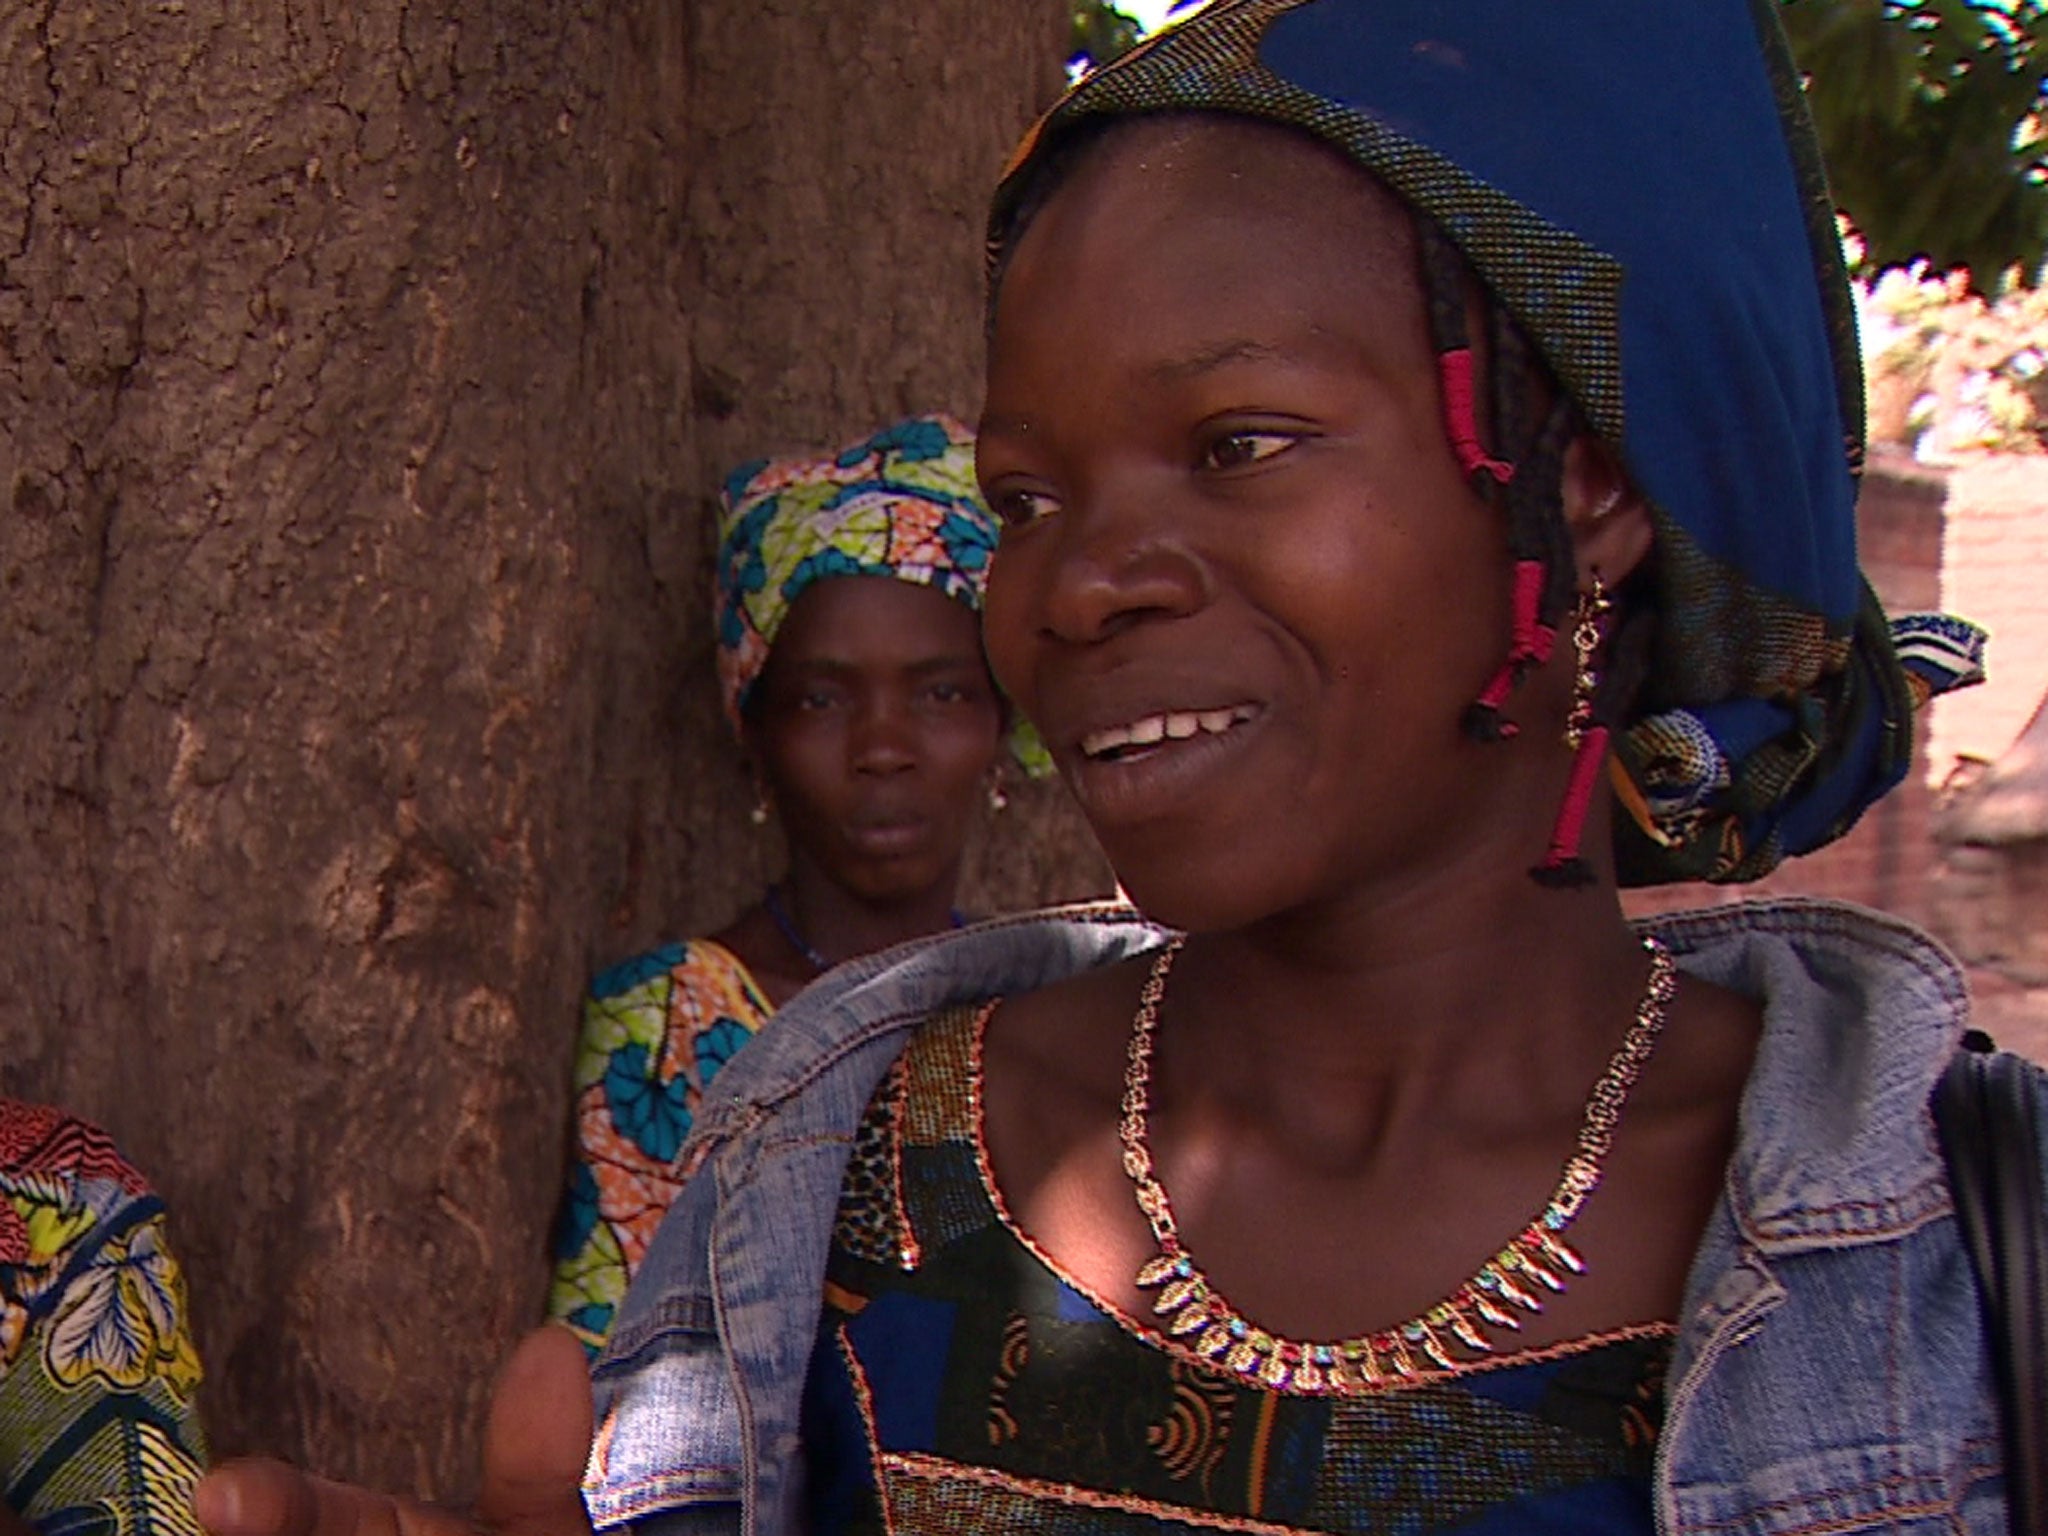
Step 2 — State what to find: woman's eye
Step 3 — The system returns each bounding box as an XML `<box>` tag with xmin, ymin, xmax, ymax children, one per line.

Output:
<box><xmin>988</xmin><ymin>486</ymin><xmax>1059</xmax><ymax>528</ymax></box>
<box><xmin>927</xmin><ymin>678</ymin><xmax>992</xmax><ymax>708</ymax></box>
<box><xmin>1202</xmin><ymin>432</ymin><xmax>1296</xmax><ymax>471</ymax></box>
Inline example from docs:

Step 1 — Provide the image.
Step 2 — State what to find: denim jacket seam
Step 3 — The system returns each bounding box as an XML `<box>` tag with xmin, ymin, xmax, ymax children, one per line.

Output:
<box><xmin>585</xmin><ymin>1471</ymin><xmax>741</xmax><ymax>1525</ymax></box>
<box><xmin>671</xmin><ymin>1006</ymin><xmax>935</xmax><ymax>1173</ymax></box>
<box><xmin>741</xmin><ymin>901</ymin><xmax>1157</xmax><ymax>1012</ymax></box>
<box><xmin>1669</xmin><ymin>1474</ymin><xmax>1961</xmax><ymax>1535</ymax></box>
<box><xmin>594</xmin><ymin>1291</ymin><xmax>723</xmax><ymax>1375</ymax></box>
<box><xmin>1743</xmin><ymin>1181</ymin><xmax>1953</xmax><ymax>1248</ymax></box>
<box><xmin>595</xmin><ymin>1313</ymin><xmax>718</xmax><ymax>1381</ymax></box>
<box><xmin>816</xmin><ymin>900</ymin><xmax>1157</xmax><ymax>987</ymax></box>
<box><xmin>1642</xmin><ymin>899</ymin><xmax>1970</xmax><ymax>1016</ymax></box>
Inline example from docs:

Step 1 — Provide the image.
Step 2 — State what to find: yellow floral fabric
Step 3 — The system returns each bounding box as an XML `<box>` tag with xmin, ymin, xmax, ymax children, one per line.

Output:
<box><xmin>0</xmin><ymin>1101</ymin><xmax>206</xmax><ymax>1536</ymax></box>
<box><xmin>547</xmin><ymin>940</ymin><xmax>774</xmax><ymax>1354</ymax></box>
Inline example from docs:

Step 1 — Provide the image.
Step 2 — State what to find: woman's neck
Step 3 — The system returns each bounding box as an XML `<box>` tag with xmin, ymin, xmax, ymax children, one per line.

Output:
<box><xmin>772</xmin><ymin>858</ymin><xmax>965</xmax><ymax>972</ymax></box>
<box><xmin>1151</xmin><ymin>864</ymin><xmax>1658</xmax><ymax>1172</ymax></box>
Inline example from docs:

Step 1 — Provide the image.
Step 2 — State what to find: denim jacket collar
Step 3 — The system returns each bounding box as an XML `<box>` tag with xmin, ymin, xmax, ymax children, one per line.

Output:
<box><xmin>1648</xmin><ymin>899</ymin><xmax>1970</xmax><ymax>1251</ymax></box>
<box><xmin>589</xmin><ymin>897</ymin><xmax>2011</xmax><ymax>1536</ymax></box>
<box><xmin>673</xmin><ymin>901</ymin><xmax>1173</xmax><ymax>1158</ymax></box>
<box><xmin>680</xmin><ymin>896</ymin><xmax>1971</xmax><ymax>1244</ymax></box>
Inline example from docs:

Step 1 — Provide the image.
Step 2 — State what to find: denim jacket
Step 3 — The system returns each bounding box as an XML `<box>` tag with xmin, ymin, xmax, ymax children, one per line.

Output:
<box><xmin>583</xmin><ymin>897</ymin><xmax>2042</xmax><ymax>1535</ymax></box>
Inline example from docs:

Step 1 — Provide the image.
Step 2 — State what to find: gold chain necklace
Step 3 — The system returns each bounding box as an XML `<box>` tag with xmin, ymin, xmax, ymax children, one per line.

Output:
<box><xmin>1121</xmin><ymin>935</ymin><xmax>1678</xmax><ymax>1394</ymax></box>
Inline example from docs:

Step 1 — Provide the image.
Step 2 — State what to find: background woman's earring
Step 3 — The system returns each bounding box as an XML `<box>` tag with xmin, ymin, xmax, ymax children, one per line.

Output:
<box><xmin>749</xmin><ymin>793</ymin><xmax>771</xmax><ymax>827</ymax></box>
<box><xmin>986</xmin><ymin>776</ymin><xmax>1009</xmax><ymax>814</ymax></box>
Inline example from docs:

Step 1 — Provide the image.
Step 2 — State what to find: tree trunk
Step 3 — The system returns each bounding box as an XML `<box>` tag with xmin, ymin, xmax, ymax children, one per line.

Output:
<box><xmin>0</xmin><ymin>0</ymin><xmax>1090</xmax><ymax>1497</ymax></box>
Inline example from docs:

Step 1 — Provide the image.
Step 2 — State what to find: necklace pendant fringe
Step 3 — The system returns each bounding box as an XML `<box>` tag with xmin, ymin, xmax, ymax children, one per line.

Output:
<box><xmin>1130</xmin><ymin>1192</ymin><xmax>1597</xmax><ymax>1394</ymax></box>
<box><xmin>1135</xmin><ymin>1253</ymin><xmax>1183</xmax><ymax>1288</ymax></box>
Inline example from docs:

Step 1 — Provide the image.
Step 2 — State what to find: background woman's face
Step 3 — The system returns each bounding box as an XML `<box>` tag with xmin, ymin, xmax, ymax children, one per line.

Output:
<box><xmin>978</xmin><ymin>119</ymin><xmax>1558</xmax><ymax>931</ymax></box>
<box><xmin>747</xmin><ymin>575</ymin><xmax>1004</xmax><ymax>904</ymax></box>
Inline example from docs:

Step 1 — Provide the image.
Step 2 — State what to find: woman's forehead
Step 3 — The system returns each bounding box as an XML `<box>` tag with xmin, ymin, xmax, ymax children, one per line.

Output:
<box><xmin>992</xmin><ymin>117</ymin><xmax>1423</xmax><ymax>359</ymax></box>
<box><xmin>774</xmin><ymin>577</ymin><xmax>983</xmax><ymax>665</ymax></box>
<box><xmin>1020</xmin><ymin>114</ymin><xmax>1414</xmax><ymax>273</ymax></box>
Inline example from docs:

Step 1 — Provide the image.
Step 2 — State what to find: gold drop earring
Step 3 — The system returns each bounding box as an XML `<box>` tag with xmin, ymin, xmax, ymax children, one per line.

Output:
<box><xmin>1564</xmin><ymin>572</ymin><xmax>1612</xmax><ymax>751</ymax></box>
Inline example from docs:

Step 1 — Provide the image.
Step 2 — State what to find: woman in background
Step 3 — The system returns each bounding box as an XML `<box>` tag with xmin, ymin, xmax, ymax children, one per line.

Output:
<box><xmin>547</xmin><ymin>413</ymin><xmax>1036</xmax><ymax>1352</ymax></box>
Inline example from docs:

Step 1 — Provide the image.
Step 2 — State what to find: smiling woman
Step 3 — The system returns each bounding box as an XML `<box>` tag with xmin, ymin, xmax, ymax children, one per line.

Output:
<box><xmin>542</xmin><ymin>415</ymin><xmax>1022</xmax><ymax>1355</ymax></box>
<box><xmin>569</xmin><ymin>4</ymin><xmax>2031</xmax><ymax>1534</ymax></box>
<box><xmin>182</xmin><ymin>3</ymin><xmax>2029</xmax><ymax>1536</ymax></box>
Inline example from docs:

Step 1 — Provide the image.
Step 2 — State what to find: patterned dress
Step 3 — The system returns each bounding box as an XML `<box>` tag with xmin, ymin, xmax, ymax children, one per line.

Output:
<box><xmin>0</xmin><ymin>1102</ymin><xmax>206</xmax><ymax>1536</ymax></box>
<box><xmin>548</xmin><ymin>940</ymin><xmax>773</xmax><ymax>1353</ymax></box>
<box><xmin>801</xmin><ymin>1008</ymin><xmax>1672</xmax><ymax>1535</ymax></box>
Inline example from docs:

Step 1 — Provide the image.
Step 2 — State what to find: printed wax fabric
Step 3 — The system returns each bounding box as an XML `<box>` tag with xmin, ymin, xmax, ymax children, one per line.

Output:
<box><xmin>987</xmin><ymin>0</ymin><xmax>1985</xmax><ymax>885</ymax></box>
<box><xmin>800</xmin><ymin>1006</ymin><xmax>1672</xmax><ymax>1534</ymax></box>
<box><xmin>548</xmin><ymin>940</ymin><xmax>772</xmax><ymax>1354</ymax></box>
<box><xmin>0</xmin><ymin>1102</ymin><xmax>206</xmax><ymax>1536</ymax></box>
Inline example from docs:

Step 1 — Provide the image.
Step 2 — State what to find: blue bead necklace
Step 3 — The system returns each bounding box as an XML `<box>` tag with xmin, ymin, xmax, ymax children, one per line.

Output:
<box><xmin>762</xmin><ymin>883</ymin><xmax>967</xmax><ymax>975</ymax></box>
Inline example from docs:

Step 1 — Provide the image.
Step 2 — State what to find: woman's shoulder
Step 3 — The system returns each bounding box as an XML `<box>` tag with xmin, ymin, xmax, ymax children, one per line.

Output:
<box><xmin>979</xmin><ymin>953</ymin><xmax>1151</xmax><ymax>1096</ymax></box>
<box><xmin>586</xmin><ymin>935</ymin><xmax>773</xmax><ymax>1021</ymax></box>
<box><xmin>1641</xmin><ymin>896</ymin><xmax>1969</xmax><ymax>1031</ymax></box>
<box><xmin>673</xmin><ymin>908</ymin><xmax>1168</xmax><ymax>1144</ymax></box>
<box><xmin>0</xmin><ymin>1099</ymin><xmax>155</xmax><ymax>1211</ymax></box>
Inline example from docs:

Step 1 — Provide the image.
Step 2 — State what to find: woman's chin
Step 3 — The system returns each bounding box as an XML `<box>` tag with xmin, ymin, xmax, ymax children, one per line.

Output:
<box><xmin>1102</xmin><ymin>860</ymin><xmax>1286</xmax><ymax>936</ymax></box>
<box><xmin>830</xmin><ymin>856</ymin><xmax>958</xmax><ymax>909</ymax></box>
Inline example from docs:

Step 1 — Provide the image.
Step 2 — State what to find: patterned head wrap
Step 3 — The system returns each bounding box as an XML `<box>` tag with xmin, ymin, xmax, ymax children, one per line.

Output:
<box><xmin>714</xmin><ymin>414</ymin><xmax>1047</xmax><ymax>770</ymax></box>
<box><xmin>988</xmin><ymin>0</ymin><xmax>1984</xmax><ymax>886</ymax></box>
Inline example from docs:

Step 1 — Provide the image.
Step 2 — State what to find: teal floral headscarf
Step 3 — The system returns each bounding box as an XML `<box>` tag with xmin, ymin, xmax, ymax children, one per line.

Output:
<box><xmin>714</xmin><ymin>413</ymin><xmax>1047</xmax><ymax>772</ymax></box>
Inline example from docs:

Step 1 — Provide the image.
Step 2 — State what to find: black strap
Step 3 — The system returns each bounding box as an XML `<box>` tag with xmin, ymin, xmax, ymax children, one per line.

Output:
<box><xmin>1933</xmin><ymin>1033</ymin><xmax>2048</xmax><ymax>1536</ymax></box>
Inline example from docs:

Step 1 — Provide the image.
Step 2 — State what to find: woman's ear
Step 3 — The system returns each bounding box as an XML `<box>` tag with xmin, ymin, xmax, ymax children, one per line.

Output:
<box><xmin>736</xmin><ymin>731</ymin><xmax>772</xmax><ymax>826</ymax></box>
<box><xmin>1560</xmin><ymin>435</ymin><xmax>1652</xmax><ymax>587</ymax></box>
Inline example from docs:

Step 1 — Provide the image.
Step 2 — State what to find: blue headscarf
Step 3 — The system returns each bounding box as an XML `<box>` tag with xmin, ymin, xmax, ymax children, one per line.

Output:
<box><xmin>989</xmin><ymin>0</ymin><xmax>1983</xmax><ymax>885</ymax></box>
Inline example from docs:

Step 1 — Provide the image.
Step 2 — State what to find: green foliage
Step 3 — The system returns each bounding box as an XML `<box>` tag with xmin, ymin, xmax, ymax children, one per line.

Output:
<box><xmin>1070</xmin><ymin>1</ymin><xmax>1144</xmax><ymax>72</ymax></box>
<box><xmin>1780</xmin><ymin>0</ymin><xmax>2047</xmax><ymax>284</ymax></box>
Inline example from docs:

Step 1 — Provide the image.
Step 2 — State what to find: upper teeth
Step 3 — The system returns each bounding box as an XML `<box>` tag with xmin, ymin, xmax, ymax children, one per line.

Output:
<box><xmin>1082</xmin><ymin>705</ymin><xmax>1254</xmax><ymax>759</ymax></box>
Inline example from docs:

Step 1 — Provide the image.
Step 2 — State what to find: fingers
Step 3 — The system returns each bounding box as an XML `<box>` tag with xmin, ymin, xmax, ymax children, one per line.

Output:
<box><xmin>475</xmin><ymin>1324</ymin><xmax>596</xmax><ymax>1536</ymax></box>
<box><xmin>194</xmin><ymin>1461</ymin><xmax>475</xmax><ymax>1536</ymax></box>
<box><xmin>193</xmin><ymin>1326</ymin><xmax>594</xmax><ymax>1536</ymax></box>
<box><xmin>194</xmin><ymin>1460</ymin><xmax>328</xmax><ymax>1536</ymax></box>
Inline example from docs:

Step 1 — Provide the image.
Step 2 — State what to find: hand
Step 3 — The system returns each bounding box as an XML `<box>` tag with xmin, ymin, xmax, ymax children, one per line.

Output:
<box><xmin>194</xmin><ymin>1324</ymin><xmax>594</xmax><ymax>1536</ymax></box>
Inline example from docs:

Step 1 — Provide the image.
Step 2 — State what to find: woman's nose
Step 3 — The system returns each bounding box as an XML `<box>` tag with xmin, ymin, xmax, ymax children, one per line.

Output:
<box><xmin>850</xmin><ymin>698</ymin><xmax>917</xmax><ymax>776</ymax></box>
<box><xmin>1038</xmin><ymin>489</ymin><xmax>1208</xmax><ymax>645</ymax></box>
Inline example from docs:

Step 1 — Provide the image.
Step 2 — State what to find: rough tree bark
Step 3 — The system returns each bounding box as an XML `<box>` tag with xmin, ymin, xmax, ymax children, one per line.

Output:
<box><xmin>0</xmin><ymin>0</ymin><xmax>1093</xmax><ymax>1496</ymax></box>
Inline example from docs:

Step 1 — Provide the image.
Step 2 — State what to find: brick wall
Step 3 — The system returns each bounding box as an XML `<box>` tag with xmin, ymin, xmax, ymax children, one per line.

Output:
<box><xmin>1923</xmin><ymin>454</ymin><xmax>2048</xmax><ymax>772</ymax></box>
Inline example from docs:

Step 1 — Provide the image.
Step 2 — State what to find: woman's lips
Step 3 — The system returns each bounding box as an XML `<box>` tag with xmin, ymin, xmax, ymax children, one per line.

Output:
<box><xmin>1079</xmin><ymin>703</ymin><xmax>1260</xmax><ymax>762</ymax></box>
<box><xmin>844</xmin><ymin>817</ymin><xmax>932</xmax><ymax>856</ymax></box>
<box><xmin>1063</xmin><ymin>703</ymin><xmax>1268</xmax><ymax>826</ymax></box>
